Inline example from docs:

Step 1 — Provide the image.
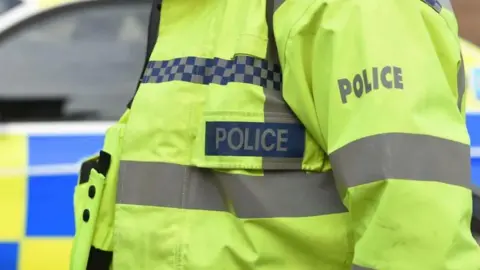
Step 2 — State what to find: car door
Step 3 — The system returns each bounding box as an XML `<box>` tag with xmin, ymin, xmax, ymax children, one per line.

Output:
<box><xmin>0</xmin><ymin>1</ymin><xmax>150</xmax><ymax>269</ymax></box>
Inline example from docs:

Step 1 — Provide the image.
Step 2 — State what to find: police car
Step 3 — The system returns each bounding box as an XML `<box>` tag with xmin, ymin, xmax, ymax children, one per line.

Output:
<box><xmin>465</xmin><ymin>38</ymin><xmax>480</xmax><ymax>243</ymax></box>
<box><xmin>0</xmin><ymin>0</ymin><xmax>150</xmax><ymax>269</ymax></box>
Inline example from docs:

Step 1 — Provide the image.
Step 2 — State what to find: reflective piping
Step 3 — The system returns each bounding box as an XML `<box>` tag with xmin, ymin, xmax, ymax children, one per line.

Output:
<box><xmin>329</xmin><ymin>133</ymin><xmax>471</xmax><ymax>189</ymax></box>
<box><xmin>457</xmin><ymin>54</ymin><xmax>465</xmax><ymax>111</ymax></box>
<box><xmin>263</xmin><ymin>0</ymin><xmax>304</xmax><ymax>170</ymax></box>
<box><xmin>141</xmin><ymin>56</ymin><xmax>282</xmax><ymax>91</ymax></box>
<box><xmin>117</xmin><ymin>161</ymin><xmax>347</xmax><ymax>218</ymax></box>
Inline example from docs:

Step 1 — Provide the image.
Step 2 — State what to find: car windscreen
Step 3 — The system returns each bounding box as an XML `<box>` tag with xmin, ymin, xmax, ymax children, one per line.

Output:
<box><xmin>0</xmin><ymin>1</ymin><xmax>150</xmax><ymax>121</ymax></box>
<box><xmin>0</xmin><ymin>0</ymin><xmax>21</xmax><ymax>15</ymax></box>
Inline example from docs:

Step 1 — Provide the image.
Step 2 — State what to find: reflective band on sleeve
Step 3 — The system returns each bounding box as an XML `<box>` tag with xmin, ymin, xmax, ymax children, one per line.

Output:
<box><xmin>329</xmin><ymin>133</ymin><xmax>471</xmax><ymax>189</ymax></box>
<box><xmin>117</xmin><ymin>161</ymin><xmax>346</xmax><ymax>218</ymax></box>
<box><xmin>141</xmin><ymin>56</ymin><xmax>282</xmax><ymax>91</ymax></box>
<box><xmin>220</xmin><ymin>169</ymin><xmax>345</xmax><ymax>218</ymax></box>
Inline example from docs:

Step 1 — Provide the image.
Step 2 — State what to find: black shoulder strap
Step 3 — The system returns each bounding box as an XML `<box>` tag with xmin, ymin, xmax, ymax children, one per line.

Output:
<box><xmin>474</xmin><ymin>186</ymin><xmax>480</xmax><ymax>232</ymax></box>
<box><xmin>127</xmin><ymin>0</ymin><xmax>162</xmax><ymax>109</ymax></box>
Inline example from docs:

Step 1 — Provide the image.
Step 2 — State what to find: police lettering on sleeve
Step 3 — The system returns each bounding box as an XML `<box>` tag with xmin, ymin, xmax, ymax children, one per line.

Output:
<box><xmin>338</xmin><ymin>66</ymin><xmax>404</xmax><ymax>104</ymax></box>
<box><xmin>205</xmin><ymin>122</ymin><xmax>305</xmax><ymax>158</ymax></box>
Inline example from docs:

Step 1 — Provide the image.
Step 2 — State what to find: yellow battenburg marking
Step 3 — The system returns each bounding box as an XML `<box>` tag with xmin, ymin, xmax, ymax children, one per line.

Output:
<box><xmin>19</xmin><ymin>238</ymin><xmax>73</xmax><ymax>270</ymax></box>
<box><xmin>0</xmin><ymin>134</ymin><xmax>27</xmax><ymax>171</ymax></box>
<box><xmin>0</xmin><ymin>135</ymin><xmax>27</xmax><ymax>240</ymax></box>
<box><xmin>38</xmin><ymin>0</ymin><xmax>78</xmax><ymax>9</ymax></box>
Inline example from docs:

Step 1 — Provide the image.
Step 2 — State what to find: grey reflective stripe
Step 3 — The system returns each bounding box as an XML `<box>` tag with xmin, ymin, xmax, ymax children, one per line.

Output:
<box><xmin>263</xmin><ymin>0</ymin><xmax>304</xmax><ymax>170</ymax></box>
<box><xmin>329</xmin><ymin>133</ymin><xmax>471</xmax><ymax>189</ymax></box>
<box><xmin>457</xmin><ymin>54</ymin><xmax>466</xmax><ymax>111</ymax></box>
<box><xmin>117</xmin><ymin>161</ymin><xmax>347</xmax><ymax>218</ymax></box>
<box><xmin>117</xmin><ymin>161</ymin><xmax>227</xmax><ymax>211</ymax></box>
<box><xmin>221</xmin><ymin>169</ymin><xmax>346</xmax><ymax>218</ymax></box>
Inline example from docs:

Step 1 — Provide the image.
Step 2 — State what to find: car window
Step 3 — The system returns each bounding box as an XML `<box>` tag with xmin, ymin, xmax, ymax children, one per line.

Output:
<box><xmin>0</xmin><ymin>0</ymin><xmax>21</xmax><ymax>15</ymax></box>
<box><xmin>0</xmin><ymin>1</ymin><xmax>150</xmax><ymax>121</ymax></box>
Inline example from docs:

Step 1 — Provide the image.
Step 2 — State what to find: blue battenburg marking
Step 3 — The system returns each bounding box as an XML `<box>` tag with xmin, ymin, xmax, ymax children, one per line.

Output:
<box><xmin>28</xmin><ymin>135</ymin><xmax>104</xmax><ymax>166</ymax></box>
<box><xmin>468</xmin><ymin>114</ymin><xmax>480</xmax><ymax>147</ymax></box>
<box><xmin>26</xmin><ymin>174</ymin><xmax>78</xmax><ymax>237</ymax></box>
<box><xmin>468</xmin><ymin>114</ymin><xmax>480</xmax><ymax>187</ymax></box>
<box><xmin>25</xmin><ymin>134</ymin><xmax>105</xmax><ymax>237</ymax></box>
<box><xmin>205</xmin><ymin>122</ymin><xmax>305</xmax><ymax>158</ymax></box>
<box><xmin>142</xmin><ymin>55</ymin><xmax>283</xmax><ymax>91</ymax></box>
<box><xmin>472</xmin><ymin>159</ymin><xmax>480</xmax><ymax>187</ymax></box>
<box><xmin>0</xmin><ymin>242</ymin><xmax>18</xmax><ymax>270</ymax></box>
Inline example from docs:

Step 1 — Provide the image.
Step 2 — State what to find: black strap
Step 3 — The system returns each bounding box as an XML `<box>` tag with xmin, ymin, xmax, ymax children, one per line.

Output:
<box><xmin>79</xmin><ymin>158</ymin><xmax>98</xmax><ymax>184</ymax></box>
<box><xmin>472</xmin><ymin>217</ymin><xmax>480</xmax><ymax>236</ymax></box>
<box><xmin>127</xmin><ymin>0</ymin><xmax>162</xmax><ymax>108</ymax></box>
<box><xmin>86</xmin><ymin>246</ymin><xmax>113</xmax><ymax>270</ymax></box>
<box><xmin>473</xmin><ymin>192</ymin><xmax>480</xmax><ymax>231</ymax></box>
<box><xmin>97</xmin><ymin>151</ymin><xmax>111</xmax><ymax>176</ymax></box>
<box><xmin>79</xmin><ymin>151</ymin><xmax>111</xmax><ymax>184</ymax></box>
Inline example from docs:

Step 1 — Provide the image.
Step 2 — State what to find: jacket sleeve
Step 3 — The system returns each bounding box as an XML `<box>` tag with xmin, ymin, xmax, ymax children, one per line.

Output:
<box><xmin>278</xmin><ymin>0</ymin><xmax>480</xmax><ymax>269</ymax></box>
<box><xmin>70</xmin><ymin>110</ymin><xmax>130</xmax><ymax>270</ymax></box>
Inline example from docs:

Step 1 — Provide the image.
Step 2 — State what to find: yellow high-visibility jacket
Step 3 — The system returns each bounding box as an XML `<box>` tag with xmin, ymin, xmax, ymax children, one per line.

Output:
<box><xmin>70</xmin><ymin>0</ymin><xmax>480</xmax><ymax>269</ymax></box>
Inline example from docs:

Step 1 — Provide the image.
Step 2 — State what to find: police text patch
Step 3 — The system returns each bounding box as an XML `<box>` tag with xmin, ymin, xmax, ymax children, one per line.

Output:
<box><xmin>338</xmin><ymin>66</ymin><xmax>404</xmax><ymax>104</ymax></box>
<box><xmin>205</xmin><ymin>122</ymin><xmax>305</xmax><ymax>158</ymax></box>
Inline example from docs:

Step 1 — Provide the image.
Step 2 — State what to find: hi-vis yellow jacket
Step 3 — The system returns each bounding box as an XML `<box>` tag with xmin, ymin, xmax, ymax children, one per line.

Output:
<box><xmin>70</xmin><ymin>0</ymin><xmax>480</xmax><ymax>269</ymax></box>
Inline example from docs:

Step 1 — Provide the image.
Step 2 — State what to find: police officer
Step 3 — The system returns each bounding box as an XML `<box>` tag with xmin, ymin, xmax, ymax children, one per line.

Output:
<box><xmin>71</xmin><ymin>0</ymin><xmax>480</xmax><ymax>269</ymax></box>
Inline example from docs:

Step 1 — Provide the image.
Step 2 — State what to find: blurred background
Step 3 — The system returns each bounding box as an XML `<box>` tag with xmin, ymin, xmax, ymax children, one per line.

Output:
<box><xmin>0</xmin><ymin>0</ymin><xmax>477</xmax><ymax>269</ymax></box>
